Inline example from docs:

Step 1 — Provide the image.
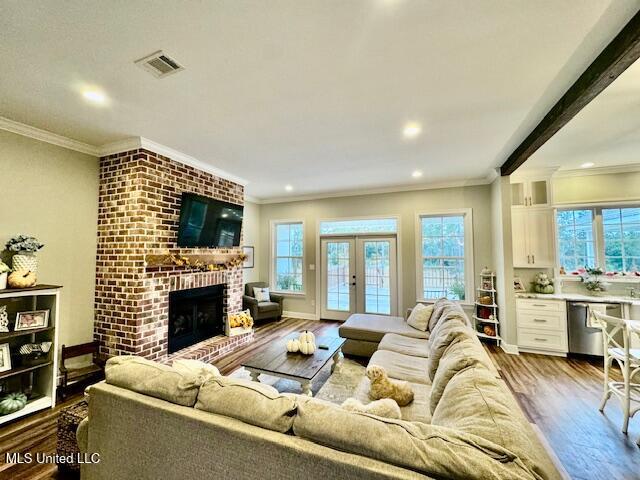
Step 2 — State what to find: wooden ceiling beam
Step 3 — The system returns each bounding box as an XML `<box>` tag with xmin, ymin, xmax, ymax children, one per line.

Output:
<box><xmin>500</xmin><ymin>10</ymin><xmax>640</xmax><ymax>176</ymax></box>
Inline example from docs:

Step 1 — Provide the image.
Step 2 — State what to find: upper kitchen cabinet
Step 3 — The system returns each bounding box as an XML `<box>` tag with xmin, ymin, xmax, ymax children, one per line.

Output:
<box><xmin>510</xmin><ymin>176</ymin><xmax>551</xmax><ymax>207</ymax></box>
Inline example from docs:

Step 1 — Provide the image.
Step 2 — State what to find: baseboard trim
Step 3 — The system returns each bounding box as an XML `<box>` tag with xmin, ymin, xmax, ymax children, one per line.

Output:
<box><xmin>501</xmin><ymin>342</ymin><xmax>520</xmax><ymax>355</ymax></box>
<box><xmin>283</xmin><ymin>311</ymin><xmax>319</xmax><ymax>321</ymax></box>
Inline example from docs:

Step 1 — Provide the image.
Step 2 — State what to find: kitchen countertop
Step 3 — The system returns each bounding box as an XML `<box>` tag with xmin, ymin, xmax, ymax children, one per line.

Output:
<box><xmin>515</xmin><ymin>292</ymin><xmax>640</xmax><ymax>306</ymax></box>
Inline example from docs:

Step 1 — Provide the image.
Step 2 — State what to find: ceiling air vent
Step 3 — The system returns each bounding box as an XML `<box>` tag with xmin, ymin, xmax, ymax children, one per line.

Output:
<box><xmin>135</xmin><ymin>51</ymin><xmax>184</xmax><ymax>78</ymax></box>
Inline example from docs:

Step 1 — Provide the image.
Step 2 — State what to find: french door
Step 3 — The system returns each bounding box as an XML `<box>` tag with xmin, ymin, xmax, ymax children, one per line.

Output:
<box><xmin>320</xmin><ymin>236</ymin><xmax>398</xmax><ymax>320</ymax></box>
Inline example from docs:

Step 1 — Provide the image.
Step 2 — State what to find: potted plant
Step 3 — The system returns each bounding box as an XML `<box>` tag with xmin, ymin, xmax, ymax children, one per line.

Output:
<box><xmin>0</xmin><ymin>261</ymin><xmax>9</xmax><ymax>290</ymax></box>
<box><xmin>580</xmin><ymin>267</ymin><xmax>609</xmax><ymax>295</ymax></box>
<box><xmin>6</xmin><ymin>235</ymin><xmax>44</xmax><ymax>274</ymax></box>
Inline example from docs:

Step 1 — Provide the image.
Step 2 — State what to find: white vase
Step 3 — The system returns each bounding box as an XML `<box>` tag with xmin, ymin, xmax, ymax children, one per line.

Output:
<box><xmin>0</xmin><ymin>273</ymin><xmax>6</xmax><ymax>290</ymax></box>
<box><xmin>12</xmin><ymin>253</ymin><xmax>38</xmax><ymax>273</ymax></box>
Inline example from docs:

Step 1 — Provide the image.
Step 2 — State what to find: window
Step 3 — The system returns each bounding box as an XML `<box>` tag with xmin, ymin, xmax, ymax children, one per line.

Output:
<box><xmin>272</xmin><ymin>221</ymin><xmax>304</xmax><ymax>293</ymax></box>
<box><xmin>603</xmin><ymin>207</ymin><xmax>640</xmax><ymax>272</ymax></box>
<box><xmin>416</xmin><ymin>211</ymin><xmax>473</xmax><ymax>302</ymax></box>
<box><xmin>555</xmin><ymin>206</ymin><xmax>640</xmax><ymax>274</ymax></box>
<box><xmin>556</xmin><ymin>209</ymin><xmax>595</xmax><ymax>271</ymax></box>
<box><xmin>319</xmin><ymin>218</ymin><xmax>398</xmax><ymax>235</ymax></box>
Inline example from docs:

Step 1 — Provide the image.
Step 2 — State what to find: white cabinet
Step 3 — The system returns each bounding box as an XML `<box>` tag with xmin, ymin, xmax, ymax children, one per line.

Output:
<box><xmin>511</xmin><ymin>208</ymin><xmax>555</xmax><ymax>268</ymax></box>
<box><xmin>511</xmin><ymin>179</ymin><xmax>550</xmax><ymax>207</ymax></box>
<box><xmin>517</xmin><ymin>298</ymin><xmax>567</xmax><ymax>355</ymax></box>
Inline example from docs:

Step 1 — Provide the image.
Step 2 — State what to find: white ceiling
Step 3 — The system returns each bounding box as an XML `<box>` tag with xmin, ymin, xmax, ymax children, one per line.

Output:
<box><xmin>1</xmin><ymin>1</ymin><xmax>638</xmax><ymax>200</ymax></box>
<box><xmin>524</xmin><ymin>57</ymin><xmax>640</xmax><ymax>172</ymax></box>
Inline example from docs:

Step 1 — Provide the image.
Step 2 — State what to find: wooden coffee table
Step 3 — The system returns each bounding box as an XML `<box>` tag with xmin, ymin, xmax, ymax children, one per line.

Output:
<box><xmin>241</xmin><ymin>334</ymin><xmax>346</xmax><ymax>396</ymax></box>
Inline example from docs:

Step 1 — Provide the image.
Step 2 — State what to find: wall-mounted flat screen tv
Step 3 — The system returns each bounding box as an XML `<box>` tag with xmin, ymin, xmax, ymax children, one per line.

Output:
<box><xmin>177</xmin><ymin>192</ymin><xmax>244</xmax><ymax>248</ymax></box>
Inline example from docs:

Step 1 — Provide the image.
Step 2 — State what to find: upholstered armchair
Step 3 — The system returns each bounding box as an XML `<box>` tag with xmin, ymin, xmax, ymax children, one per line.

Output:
<box><xmin>243</xmin><ymin>282</ymin><xmax>284</xmax><ymax>323</ymax></box>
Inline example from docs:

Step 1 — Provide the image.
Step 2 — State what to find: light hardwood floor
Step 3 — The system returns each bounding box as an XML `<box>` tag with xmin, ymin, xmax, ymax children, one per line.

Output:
<box><xmin>0</xmin><ymin>318</ymin><xmax>638</xmax><ymax>480</ymax></box>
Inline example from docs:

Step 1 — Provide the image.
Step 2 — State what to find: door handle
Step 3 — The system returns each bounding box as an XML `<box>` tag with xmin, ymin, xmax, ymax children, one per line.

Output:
<box><xmin>351</xmin><ymin>282</ymin><xmax>356</xmax><ymax>286</ymax></box>
<box><xmin>533</xmin><ymin>319</ymin><xmax>547</xmax><ymax>323</ymax></box>
<box><xmin>532</xmin><ymin>254</ymin><xmax>535</xmax><ymax>264</ymax></box>
<box><xmin>527</xmin><ymin>255</ymin><xmax>531</xmax><ymax>264</ymax></box>
<box><xmin>534</xmin><ymin>338</ymin><xmax>548</xmax><ymax>342</ymax></box>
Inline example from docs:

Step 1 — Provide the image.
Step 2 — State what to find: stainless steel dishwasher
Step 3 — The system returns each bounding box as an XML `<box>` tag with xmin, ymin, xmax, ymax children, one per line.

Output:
<box><xmin>567</xmin><ymin>302</ymin><xmax>622</xmax><ymax>356</ymax></box>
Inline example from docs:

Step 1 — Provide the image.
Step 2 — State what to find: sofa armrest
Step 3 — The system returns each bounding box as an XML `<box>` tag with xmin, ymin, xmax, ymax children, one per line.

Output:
<box><xmin>270</xmin><ymin>293</ymin><xmax>284</xmax><ymax>308</ymax></box>
<box><xmin>76</xmin><ymin>417</ymin><xmax>89</xmax><ymax>453</ymax></box>
<box><xmin>405</xmin><ymin>308</ymin><xmax>413</xmax><ymax>320</ymax></box>
<box><xmin>243</xmin><ymin>295</ymin><xmax>258</xmax><ymax>307</ymax></box>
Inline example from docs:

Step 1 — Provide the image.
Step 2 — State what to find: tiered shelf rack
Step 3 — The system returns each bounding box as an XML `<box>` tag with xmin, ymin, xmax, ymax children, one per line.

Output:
<box><xmin>0</xmin><ymin>285</ymin><xmax>60</xmax><ymax>425</ymax></box>
<box><xmin>473</xmin><ymin>273</ymin><xmax>501</xmax><ymax>345</ymax></box>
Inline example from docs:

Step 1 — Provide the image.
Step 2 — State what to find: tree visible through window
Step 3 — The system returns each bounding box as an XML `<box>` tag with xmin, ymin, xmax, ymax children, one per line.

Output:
<box><xmin>603</xmin><ymin>207</ymin><xmax>640</xmax><ymax>272</ymax></box>
<box><xmin>420</xmin><ymin>215</ymin><xmax>466</xmax><ymax>301</ymax></box>
<box><xmin>274</xmin><ymin>222</ymin><xmax>304</xmax><ymax>292</ymax></box>
<box><xmin>556</xmin><ymin>209</ymin><xmax>595</xmax><ymax>272</ymax></box>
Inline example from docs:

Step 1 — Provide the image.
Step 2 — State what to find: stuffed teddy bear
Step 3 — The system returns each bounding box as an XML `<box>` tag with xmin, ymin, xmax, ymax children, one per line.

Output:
<box><xmin>366</xmin><ymin>365</ymin><xmax>414</xmax><ymax>406</ymax></box>
<box><xmin>341</xmin><ymin>397</ymin><xmax>402</xmax><ymax>419</ymax></box>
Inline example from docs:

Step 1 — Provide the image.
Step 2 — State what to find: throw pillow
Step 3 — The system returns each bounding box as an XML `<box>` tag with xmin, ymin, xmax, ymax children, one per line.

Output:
<box><xmin>406</xmin><ymin>303</ymin><xmax>433</xmax><ymax>332</ymax></box>
<box><xmin>253</xmin><ymin>287</ymin><xmax>270</xmax><ymax>302</ymax></box>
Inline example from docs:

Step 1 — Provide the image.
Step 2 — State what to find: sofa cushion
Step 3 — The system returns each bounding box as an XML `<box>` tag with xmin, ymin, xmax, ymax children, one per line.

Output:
<box><xmin>253</xmin><ymin>287</ymin><xmax>270</xmax><ymax>302</ymax></box>
<box><xmin>105</xmin><ymin>356</ymin><xmax>204</xmax><ymax>407</ymax></box>
<box><xmin>195</xmin><ymin>377</ymin><xmax>297</xmax><ymax>433</ymax></box>
<box><xmin>429</xmin><ymin>338</ymin><xmax>498</xmax><ymax>414</ymax></box>
<box><xmin>257</xmin><ymin>301</ymin><xmax>280</xmax><ymax>312</ymax></box>
<box><xmin>353</xmin><ymin>375</ymin><xmax>432</xmax><ymax>424</ymax></box>
<box><xmin>427</xmin><ymin>319</ymin><xmax>476</xmax><ymax>381</ymax></box>
<box><xmin>339</xmin><ymin>313</ymin><xmax>429</xmax><ymax>343</ymax></box>
<box><xmin>406</xmin><ymin>303</ymin><xmax>433</xmax><ymax>332</ymax></box>
<box><xmin>378</xmin><ymin>333</ymin><xmax>429</xmax><ymax>358</ymax></box>
<box><xmin>172</xmin><ymin>358</ymin><xmax>220</xmax><ymax>379</ymax></box>
<box><xmin>369</xmin><ymin>349</ymin><xmax>429</xmax><ymax>384</ymax></box>
<box><xmin>432</xmin><ymin>366</ymin><xmax>562</xmax><ymax>480</ymax></box>
<box><xmin>293</xmin><ymin>398</ymin><xmax>539</xmax><ymax>480</ymax></box>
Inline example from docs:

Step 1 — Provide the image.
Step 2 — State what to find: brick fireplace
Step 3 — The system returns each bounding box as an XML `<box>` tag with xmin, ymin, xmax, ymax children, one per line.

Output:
<box><xmin>94</xmin><ymin>148</ymin><xmax>253</xmax><ymax>363</ymax></box>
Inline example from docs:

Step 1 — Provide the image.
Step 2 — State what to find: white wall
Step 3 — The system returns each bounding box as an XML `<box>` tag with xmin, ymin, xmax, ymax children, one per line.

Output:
<box><xmin>256</xmin><ymin>185</ymin><xmax>494</xmax><ymax>317</ymax></box>
<box><xmin>0</xmin><ymin>130</ymin><xmax>99</xmax><ymax>350</ymax></box>
<box><xmin>242</xmin><ymin>200</ymin><xmax>261</xmax><ymax>283</ymax></box>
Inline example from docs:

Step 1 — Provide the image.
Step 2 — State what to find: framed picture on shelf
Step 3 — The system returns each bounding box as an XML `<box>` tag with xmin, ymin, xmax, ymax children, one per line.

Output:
<box><xmin>242</xmin><ymin>246</ymin><xmax>255</xmax><ymax>269</ymax></box>
<box><xmin>513</xmin><ymin>278</ymin><xmax>526</xmax><ymax>292</ymax></box>
<box><xmin>0</xmin><ymin>343</ymin><xmax>11</xmax><ymax>372</ymax></box>
<box><xmin>14</xmin><ymin>310</ymin><xmax>49</xmax><ymax>331</ymax></box>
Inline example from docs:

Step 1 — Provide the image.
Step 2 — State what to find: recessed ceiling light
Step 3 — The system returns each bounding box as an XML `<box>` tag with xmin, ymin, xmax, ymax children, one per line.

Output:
<box><xmin>403</xmin><ymin>122</ymin><xmax>422</xmax><ymax>139</ymax></box>
<box><xmin>284</xmin><ymin>185</ymin><xmax>293</xmax><ymax>192</ymax></box>
<box><xmin>221</xmin><ymin>213</ymin><xmax>228</xmax><ymax>218</ymax></box>
<box><xmin>581</xmin><ymin>162</ymin><xmax>595</xmax><ymax>168</ymax></box>
<box><xmin>82</xmin><ymin>89</ymin><xmax>107</xmax><ymax>105</ymax></box>
<box><xmin>412</xmin><ymin>170</ymin><xmax>423</xmax><ymax>178</ymax></box>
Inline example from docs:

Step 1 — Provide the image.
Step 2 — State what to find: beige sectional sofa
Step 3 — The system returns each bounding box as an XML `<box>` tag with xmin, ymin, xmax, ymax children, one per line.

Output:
<box><xmin>77</xmin><ymin>299</ymin><xmax>563</xmax><ymax>480</ymax></box>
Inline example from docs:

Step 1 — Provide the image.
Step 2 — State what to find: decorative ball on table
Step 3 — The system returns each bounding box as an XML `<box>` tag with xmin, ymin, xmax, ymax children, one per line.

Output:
<box><xmin>286</xmin><ymin>339</ymin><xmax>300</xmax><ymax>353</ymax></box>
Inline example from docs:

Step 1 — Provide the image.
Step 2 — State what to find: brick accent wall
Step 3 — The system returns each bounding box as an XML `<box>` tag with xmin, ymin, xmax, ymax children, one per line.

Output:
<box><xmin>94</xmin><ymin>148</ymin><xmax>251</xmax><ymax>362</ymax></box>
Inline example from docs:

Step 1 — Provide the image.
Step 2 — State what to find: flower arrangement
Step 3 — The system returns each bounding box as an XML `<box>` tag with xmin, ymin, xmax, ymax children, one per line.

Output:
<box><xmin>168</xmin><ymin>253</ymin><xmax>246</xmax><ymax>272</ymax></box>
<box><xmin>580</xmin><ymin>267</ymin><xmax>610</xmax><ymax>293</ymax></box>
<box><xmin>533</xmin><ymin>272</ymin><xmax>554</xmax><ymax>294</ymax></box>
<box><xmin>6</xmin><ymin>235</ymin><xmax>44</xmax><ymax>253</ymax></box>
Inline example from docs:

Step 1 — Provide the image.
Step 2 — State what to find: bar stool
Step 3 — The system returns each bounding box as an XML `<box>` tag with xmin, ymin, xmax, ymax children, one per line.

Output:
<box><xmin>593</xmin><ymin>311</ymin><xmax>640</xmax><ymax>436</ymax></box>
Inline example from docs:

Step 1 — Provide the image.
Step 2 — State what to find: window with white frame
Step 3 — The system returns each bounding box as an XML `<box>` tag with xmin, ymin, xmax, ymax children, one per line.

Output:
<box><xmin>417</xmin><ymin>211</ymin><xmax>473</xmax><ymax>301</ymax></box>
<box><xmin>556</xmin><ymin>209</ymin><xmax>596</xmax><ymax>271</ymax></box>
<box><xmin>556</xmin><ymin>206</ymin><xmax>640</xmax><ymax>274</ymax></box>
<box><xmin>272</xmin><ymin>221</ymin><xmax>304</xmax><ymax>293</ymax></box>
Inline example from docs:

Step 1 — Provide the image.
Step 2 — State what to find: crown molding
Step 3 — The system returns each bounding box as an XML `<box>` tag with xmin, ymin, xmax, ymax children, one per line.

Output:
<box><xmin>553</xmin><ymin>163</ymin><xmax>640</xmax><ymax>178</ymax></box>
<box><xmin>253</xmin><ymin>175</ymin><xmax>494</xmax><ymax>205</ymax></box>
<box><xmin>0</xmin><ymin>116</ymin><xmax>248</xmax><ymax>186</ymax></box>
<box><xmin>0</xmin><ymin>116</ymin><xmax>100</xmax><ymax>156</ymax></box>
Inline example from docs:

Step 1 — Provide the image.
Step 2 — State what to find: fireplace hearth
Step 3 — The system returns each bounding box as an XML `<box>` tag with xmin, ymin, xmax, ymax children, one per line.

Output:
<box><xmin>168</xmin><ymin>284</ymin><xmax>225</xmax><ymax>354</ymax></box>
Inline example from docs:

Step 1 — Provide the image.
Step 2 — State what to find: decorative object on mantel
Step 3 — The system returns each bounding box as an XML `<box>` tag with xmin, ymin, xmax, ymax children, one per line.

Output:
<box><xmin>0</xmin><ymin>392</ymin><xmax>27</xmax><ymax>416</ymax></box>
<box><xmin>0</xmin><ymin>261</ymin><xmax>9</xmax><ymax>290</ymax></box>
<box><xmin>533</xmin><ymin>272</ymin><xmax>554</xmax><ymax>294</ymax></box>
<box><xmin>581</xmin><ymin>267</ymin><xmax>610</xmax><ymax>293</ymax></box>
<box><xmin>0</xmin><ymin>343</ymin><xmax>11</xmax><ymax>373</ymax></box>
<box><xmin>0</xmin><ymin>306</ymin><xmax>8</xmax><ymax>333</ymax></box>
<box><xmin>7</xmin><ymin>270</ymin><xmax>37</xmax><ymax>289</ymax></box>
<box><xmin>242</xmin><ymin>246</ymin><xmax>254</xmax><ymax>269</ymax></box>
<box><xmin>145</xmin><ymin>252</ymin><xmax>247</xmax><ymax>271</ymax></box>
<box><xmin>14</xmin><ymin>309</ymin><xmax>49</xmax><ymax>331</ymax></box>
<box><xmin>6</xmin><ymin>235</ymin><xmax>44</xmax><ymax>274</ymax></box>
